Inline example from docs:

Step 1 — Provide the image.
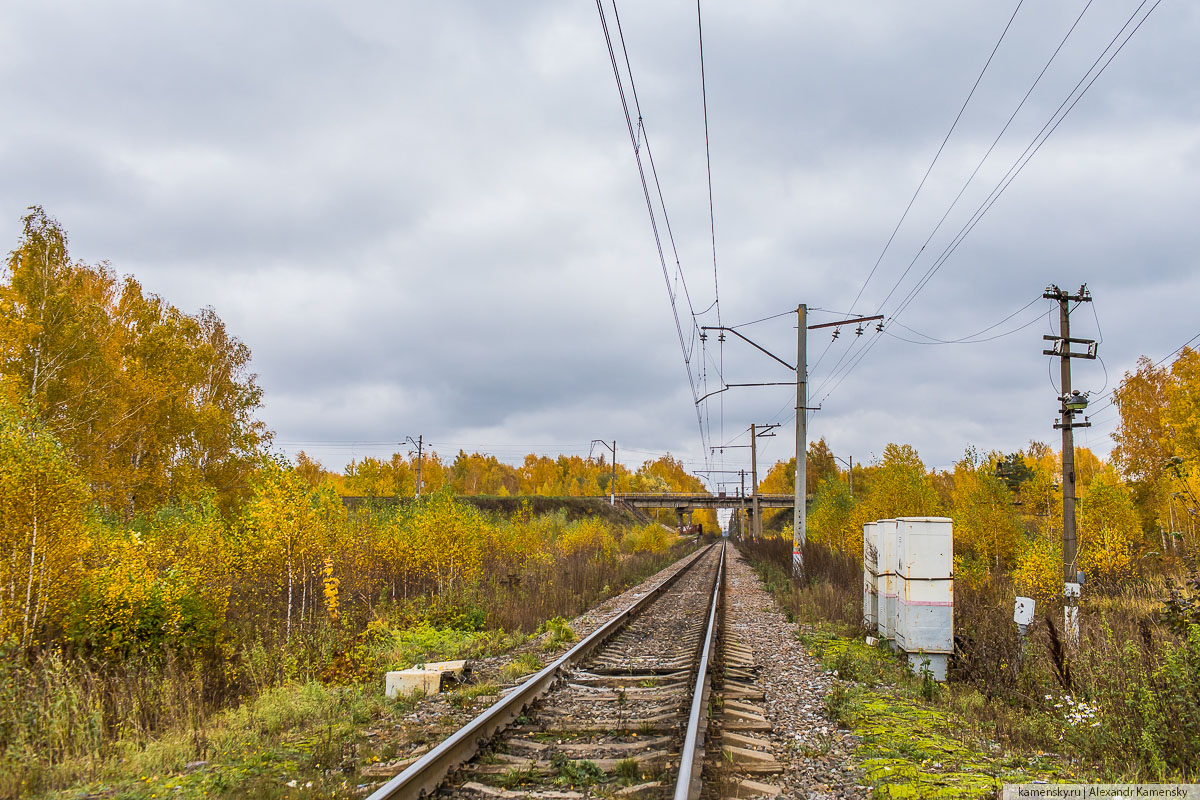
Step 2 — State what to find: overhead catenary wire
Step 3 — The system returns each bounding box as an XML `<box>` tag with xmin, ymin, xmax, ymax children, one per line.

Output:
<box><xmin>694</xmin><ymin>0</ymin><xmax>726</xmax><ymax>459</ymax></box>
<box><xmin>604</xmin><ymin>0</ymin><xmax>736</xmax><ymax>471</ymax></box>
<box><xmin>596</xmin><ymin>0</ymin><xmax>712</xmax><ymax>466</ymax></box>
<box><xmin>695</xmin><ymin>0</ymin><xmax>721</xmax><ymax>329</ymax></box>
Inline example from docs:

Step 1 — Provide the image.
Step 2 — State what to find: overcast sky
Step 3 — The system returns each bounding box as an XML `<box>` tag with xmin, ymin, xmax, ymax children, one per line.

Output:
<box><xmin>3</xmin><ymin>1</ymin><xmax>1197</xmax><ymax>483</ymax></box>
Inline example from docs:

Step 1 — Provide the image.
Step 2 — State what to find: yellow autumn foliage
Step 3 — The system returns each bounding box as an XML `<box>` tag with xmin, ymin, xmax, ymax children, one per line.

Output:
<box><xmin>556</xmin><ymin>517</ymin><xmax>617</xmax><ymax>561</ymax></box>
<box><xmin>1077</xmin><ymin>467</ymin><xmax>1144</xmax><ymax>582</ymax></box>
<box><xmin>807</xmin><ymin>476</ymin><xmax>857</xmax><ymax>555</ymax></box>
<box><xmin>0</xmin><ymin>402</ymin><xmax>90</xmax><ymax>646</ymax></box>
<box><xmin>69</xmin><ymin>532</ymin><xmax>221</xmax><ymax>656</ymax></box>
<box><xmin>950</xmin><ymin>449</ymin><xmax>1023</xmax><ymax>570</ymax></box>
<box><xmin>390</xmin><ymin>490</ymin><xmax>493</xmax><ymax>594</ymax></box>
<box><xmin>622</xmin><ymin>523</ymin><xmax>675</xmax><ymax>555</ymax></box>
<box><xmin>1013</xmin><ymin>530</ymin><xmax>1062</xmax><ymax>602</ymax></box>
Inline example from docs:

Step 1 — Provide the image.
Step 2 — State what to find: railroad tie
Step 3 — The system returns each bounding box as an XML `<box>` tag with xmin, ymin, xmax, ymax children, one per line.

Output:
<box><xmin>712</xmin><ymin>634</ymin><xmax>784</xmax><ymax>796</ymax></box>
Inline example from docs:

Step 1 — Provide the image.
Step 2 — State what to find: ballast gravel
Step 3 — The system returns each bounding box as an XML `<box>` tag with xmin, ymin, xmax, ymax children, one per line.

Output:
<box><xmin>722</xmin><ymin>546</ymin><xmax>867</xmax><ymax>800</ymax></box>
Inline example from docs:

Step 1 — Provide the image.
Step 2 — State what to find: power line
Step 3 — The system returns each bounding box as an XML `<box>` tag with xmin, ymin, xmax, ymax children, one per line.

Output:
<box><xmin>1084</xmin><ymin>326</ymin><xmax>1200</xmax><ymax>419</ymax></box>
<box><xmin>818</xmin><ymin>0</ymin><xmax>1164</xmax><ymax>406</ymax></box>
<box><xmin>882</xmin><ymin>295</ymin><xmax>1043</xmax><ymax>345</ymax></box>
<box><xmin>844</xmin><ymin>0</ymin><xmax>1026</xmax><ymax>316</ymax></box>
<box><xmin>872</xmin><ymin>0</ymin><xmax>1096</xmax><ymax>315</ymax></box>
<box><xmin>885</xmin><ymin>0</ymin><xmax>1162</xmax><ymax>327</ymax></box>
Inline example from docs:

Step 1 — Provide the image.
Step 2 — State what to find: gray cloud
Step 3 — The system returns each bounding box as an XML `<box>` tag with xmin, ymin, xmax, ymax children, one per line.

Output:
<box><xmin>2</xmin><ymin>0</ymin><xmax>1195</xmax><ymax>480</ymax></box>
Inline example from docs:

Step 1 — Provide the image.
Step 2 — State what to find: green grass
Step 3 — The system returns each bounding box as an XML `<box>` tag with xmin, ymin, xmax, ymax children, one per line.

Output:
<box><xmin>537</xmin><ymin>616</ymin><xmax>578</xmax><ymax>651</ymax></box>
<box><xmin>382</xmin><ymin>623</ymin><xmax>524</xmax><ymax>669</ymax></box>
<box><xmin>499</xmin><ymin>652</ymin><xmax>545</xmax><ymax>682</ymax></box>
<box><xmin>27</xmin><ymin>680</ymin><xmax>386</xmax><ymax>800</ymax></box>
<box><xmin>446</xmin><ymin>681</ymin><xmax>499</xmax><ymax>708</ymax></box>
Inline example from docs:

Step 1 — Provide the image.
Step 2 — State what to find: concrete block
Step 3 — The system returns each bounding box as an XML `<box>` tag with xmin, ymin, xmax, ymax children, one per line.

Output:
<box><xmin>385</xmin><ymin>660</ymin><xmax>469</xmax><ymax>698</ymax></box>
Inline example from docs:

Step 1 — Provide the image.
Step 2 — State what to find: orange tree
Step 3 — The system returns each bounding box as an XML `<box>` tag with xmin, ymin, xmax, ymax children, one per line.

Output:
<box><xmin>1</xmin><ymin>207</ymin><xmax>266</xmax><ymax>518</ymax></box>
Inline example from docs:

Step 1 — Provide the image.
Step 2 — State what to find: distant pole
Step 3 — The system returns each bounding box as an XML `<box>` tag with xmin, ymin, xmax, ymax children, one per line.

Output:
<box><xmin>750</xmin><ymin>423</ymin><xmax>761</xmax><ymax>541</ymax></box>
<box><xmin>835</xmin><ymin>454</ymin><xmax>854</xmax><ymax>496</ymax></box>
<box><xmin>611</xmin><ymin>440</ymin><xmax>617</xmax><ymax>506</ymax></box>
<box><xmin>740</xmin><ymin>469</ymin><xmax>747</xmax><ymax>540</ymax></box>
<box><xmin>591</xmin><ymin>439</ymin><xmax>618</xmax><ymax>505</ymax></box>
<box><xmin>1043</xmin><ymin>284</ymin><xmax>1095</xmax><ymax>645</ymax></box>
<box><xmin>406</xmin><ymin>435</ymin><xmax>424</xmax><ymax>498</ymax></box>
<box><xmin>415</xmin><ymin>435</ymin><xmax>423</xmax><ymax>498</ymax></box>
<box><xmin>794</xmin><ymin>303</ymin><xmax>807</xmax><ymax>576</ymax></box>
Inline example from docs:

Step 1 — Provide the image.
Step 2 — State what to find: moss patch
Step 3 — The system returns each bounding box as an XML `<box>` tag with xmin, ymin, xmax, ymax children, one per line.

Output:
<box><xmin>845</xmin><ymin>687</ymin><xmax>1066</xmax><ymax>798</ymax></box>
<box><xmin>806</xmin><ymin>632</ymin><xmax>1070</xmax><ymax>798</ymax></box>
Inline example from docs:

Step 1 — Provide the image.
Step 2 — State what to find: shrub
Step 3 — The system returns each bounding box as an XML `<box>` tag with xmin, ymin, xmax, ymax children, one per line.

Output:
<box><xmin>1079</xmin><ymin>623</ymin><xmax>1200</xmax><ymax>777</ymax></box>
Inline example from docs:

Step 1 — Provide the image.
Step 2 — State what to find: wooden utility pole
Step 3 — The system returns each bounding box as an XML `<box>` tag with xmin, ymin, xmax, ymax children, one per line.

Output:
<box><xmin>794</xmin><ymin>304</ymin><xmax>807</xmax><ymax>575</ymax></box>
<box><xmin>1043</xmin><ymin>284</ymin><xmax>1095</xmax><ymax>644</ymax></box>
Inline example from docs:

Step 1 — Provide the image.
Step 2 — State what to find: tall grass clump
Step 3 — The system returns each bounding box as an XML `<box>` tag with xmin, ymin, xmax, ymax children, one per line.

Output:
<box><xmin>740</xmin><ymin>533</ymin><xmax>861</xmax><ymax>631</ymax></box>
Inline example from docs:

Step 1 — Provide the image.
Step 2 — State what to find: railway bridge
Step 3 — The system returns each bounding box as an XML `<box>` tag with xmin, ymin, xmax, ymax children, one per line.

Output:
<box><xmin>612</xmin><ymin>492</ymin><xmax>795</xmax><ymax>531</ymax></box>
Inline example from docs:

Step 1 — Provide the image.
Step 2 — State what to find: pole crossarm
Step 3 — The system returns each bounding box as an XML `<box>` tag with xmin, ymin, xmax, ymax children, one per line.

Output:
<box><xmin>1043</xmin><ymin>284</ymin><xmax>1091</xmax><ymax>304</ymax></box>
<box><xmin>807</xmin><ymin>314</ymin><xmax>884</xmax><ymax>331</ymax></box>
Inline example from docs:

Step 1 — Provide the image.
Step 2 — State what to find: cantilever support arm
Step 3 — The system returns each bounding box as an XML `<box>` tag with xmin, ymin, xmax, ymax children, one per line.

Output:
<box><xmin>700</xmin><ymin>326</ymin><xmax>795</xmax><ymax>371</ymax></box>
<box><xmin>694</xmin><ymin>381</ymin><xmax>794</xmax><ymax>405</ymax></box>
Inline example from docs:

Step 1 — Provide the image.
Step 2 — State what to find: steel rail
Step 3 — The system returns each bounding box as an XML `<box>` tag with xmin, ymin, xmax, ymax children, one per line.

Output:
<box><xmin>366</xmin><ymin>542</ymin><xmax>717</xmax><ymax>800</ymax></box>
<box><xmin>674</xmin><ymin>540</ymin><xmax>725</xmax><ymax>800</ymax></box>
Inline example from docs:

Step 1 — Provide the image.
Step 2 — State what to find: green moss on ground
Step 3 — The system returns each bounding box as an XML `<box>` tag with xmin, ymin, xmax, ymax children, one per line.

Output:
<box><xmin>805</xmin><ymin>632</ymin><xmax>1070</xmax><ymax>799</ymax></box>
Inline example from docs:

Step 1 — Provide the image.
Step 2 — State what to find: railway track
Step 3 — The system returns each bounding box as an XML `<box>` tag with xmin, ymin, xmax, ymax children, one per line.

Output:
<box><xmin>366</xmin><ymin>540</ymin><xmax>759</xmax><ymax>799</ymax></box>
